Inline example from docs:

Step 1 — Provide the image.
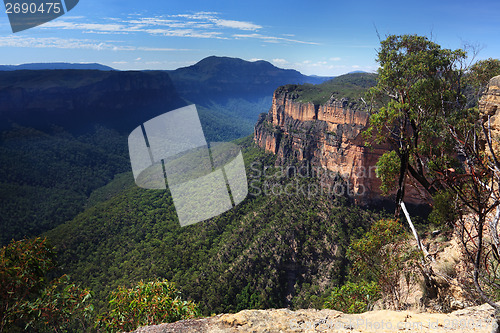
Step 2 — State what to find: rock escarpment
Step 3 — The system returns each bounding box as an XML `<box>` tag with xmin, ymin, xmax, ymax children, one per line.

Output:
<box><xmin>254</xmin><ymin>85</ymin><xmax>388</xmax><ymax>203</ymax></box>
<box><xmin>480</xmin><ymin>75</ymin><xmax>500</xmax><ymax>116</ymax></box>
<box><xmin>479</xmin><ymin>75</ymin><xmax>500</xmax><ymax>155</ymax></box>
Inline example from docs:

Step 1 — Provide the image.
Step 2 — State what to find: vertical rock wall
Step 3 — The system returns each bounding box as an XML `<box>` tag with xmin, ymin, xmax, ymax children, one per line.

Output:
<box><xmin>479</xmin><ymin>75</ymin><xmax>500</xmax><ymax>155</ymax></box>
<box><xmin>254</xmin><ymin>85</ymin><xmax>388</xmax><ymax>203</ymax></box>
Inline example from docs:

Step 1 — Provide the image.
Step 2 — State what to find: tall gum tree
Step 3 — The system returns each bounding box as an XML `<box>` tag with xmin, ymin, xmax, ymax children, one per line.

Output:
<box><xmin>366</xmin><ymin>34</ymin><xmax>500</xmax><ymax>309</ymax></box>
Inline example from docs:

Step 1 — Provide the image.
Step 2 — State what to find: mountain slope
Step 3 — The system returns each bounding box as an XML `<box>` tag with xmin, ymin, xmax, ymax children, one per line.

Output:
<box><xmin>0</xmin><ymin>60</ymin><xmax>392</xmax><ymax>320</ymax></box>
<box><xmin>44</xmin><ymin>137</ymin><xmax>385</xmax><ymax>315</ymax></box>
<box><xmin>282</xmin><ymin>72</ymin><xmax>377</xmax><ymax>105</ymax></box>
<box><xmin>168</xmin><ymin>56</ymin><xmax>330</xmax><ymax>101</ymax></box>
<box><xmin>0</xmin><ymin>69</ymin><xmax>185</xmax><ymax>133</ymax></box>
<box><xmin>167</xmin><ymin>56</ymin><xmax>333</xmax><ymax>134</ymax></box>
<box><xmin>0</xmin><ymin>70</ymin><xmax>188</xmax><ymax>245</ymax></box>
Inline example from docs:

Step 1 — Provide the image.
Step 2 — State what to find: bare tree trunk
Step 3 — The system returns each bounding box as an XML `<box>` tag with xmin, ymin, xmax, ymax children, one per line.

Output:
<box><xmin>490</xmin><ymin>206</ymin><xmax>500</xmax><ymax>258</ymax></box>
<box><xmin>473</xmin><ymin>214</ymin><xmax>499</xmax><ymax>309</ymax></box>
<box><xmin>400</xmin><ymin>201</ymin><xmax>433</xmax><ymax>261</ymax></box>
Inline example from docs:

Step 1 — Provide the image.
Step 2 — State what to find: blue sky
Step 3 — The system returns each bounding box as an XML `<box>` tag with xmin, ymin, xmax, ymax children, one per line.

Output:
<box><xmin>0</xmin><ymin>0</ymin><xmax>499</xmax><ymax>76</ymax></box>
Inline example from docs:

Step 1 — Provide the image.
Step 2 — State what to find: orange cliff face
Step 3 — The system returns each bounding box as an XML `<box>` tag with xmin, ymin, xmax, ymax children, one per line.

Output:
<box><xmin>479</xmin><ymin>75</ymin><xmax>500</xmax><ymax>157</ymax></box>
<box><xmin>254</xmin><ymin>85</ymin><xmax>391</xmax><ymax>204</ymax></box>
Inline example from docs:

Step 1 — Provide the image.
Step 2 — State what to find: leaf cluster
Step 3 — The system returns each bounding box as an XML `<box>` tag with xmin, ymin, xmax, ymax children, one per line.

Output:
<box><xmin>96</xmin><ymin>280</ymin><xmax>199</xmax><ymax>332</ymax></box>
<box><xmin>324</xmin><ymin>281</ymin><xmax>380</xmax><ymax>313</ymax></box>
<box><xmin>0</xmin><ymin>237</ymin><xmax>92</xmax><ymax>332</ymax></box>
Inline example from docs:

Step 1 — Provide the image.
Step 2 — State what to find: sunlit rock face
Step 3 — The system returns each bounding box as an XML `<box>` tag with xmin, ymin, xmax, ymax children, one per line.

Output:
<box><xmin>254</xmin><ymin>85</ymin><xmax>389</xmax><ymax>204</ymax></box>
<box><xmin>479</xmin><ymin>75</ymin><xmax>500</xmax><ymax>157</ymax></box>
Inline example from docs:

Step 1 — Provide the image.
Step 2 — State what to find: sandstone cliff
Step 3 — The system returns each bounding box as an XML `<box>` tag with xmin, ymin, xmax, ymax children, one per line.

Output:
<box><xmin>479</xmin><ymin>75</ymin><xmax>500</xmax><ymax>155</ymax></box>
<box><xmin>480</xmin><ymin>75</ymin><xmax>500</xmax><ymax>117</ymax></box>
<box><xmin>254</xmin><ymin>85</ymin><xmax>388</xmax><ymax>203</ymax></box>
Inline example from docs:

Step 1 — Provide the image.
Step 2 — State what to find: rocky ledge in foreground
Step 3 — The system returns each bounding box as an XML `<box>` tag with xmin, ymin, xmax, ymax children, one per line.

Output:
<box><xmin>132</xmin><ymin>303</ymin><xmax>498</xmax><ymax>333</ymax></box>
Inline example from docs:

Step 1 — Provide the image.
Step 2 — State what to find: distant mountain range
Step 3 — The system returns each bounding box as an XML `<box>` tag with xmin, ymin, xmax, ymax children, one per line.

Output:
<box><xmin>0</xmin><ymin>62</ymin><xmax>115</xmax><ymax>71</ymax></box>
<box><xmin>165</xmin><ymin>56</ymin><xmax>334</xmax><ymax>137</ymax></box>
<box><xmin>0</xmin><ymin>56</ymin><xmax>334</xmax><ymax>140</ymax></box>
<box><xmin>348</xmin><ymin>70</ymin><xmax>370</xmax><ymax>74</ymax></box>
<box><xmin>0</xmin><ymin>70</ymin><xmax>185</xmax><ymax>134</ymax></box>
<box><xmin>0</xmin><ymin>56</ymin><xmax>333</xmax><ymax>106</ymax></box>
<box><xmin>167</xmin><ymin>56</ymin><xmax>332</xmax><ymax>102</ymax></box>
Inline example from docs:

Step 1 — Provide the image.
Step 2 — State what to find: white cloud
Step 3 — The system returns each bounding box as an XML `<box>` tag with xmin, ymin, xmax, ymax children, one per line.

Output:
<box><xmin>352</xmin><ymin>65</ymin><xmax>361</xmax><ymax>68</ymax></box>
<box><xmin>41</xmin><ymin>13</ymin><xmax>260</xmax><ymax>39</ymax></box>
<box><xmin>138</xmin><ymin>47</ymin><xmax>191</xmax><ymax>51</ymax></box>
<box><xmin>233</xmin><ymin>33</ymin><xmax>319</xmax><ymax>45</ymax></box>
<box><xmin>23</xmin><ymin>11</ymin><xmax>330</xmax><ymax>50</ymax></box>
<box><xmin>330</xmin><ymin>57</ymin><xmax>341</xmax><ymax>61</ymax></box>
<box><xmin>0</xmin><ymin>36</ymin><xmax>191</xmax><ymax>52</ymax></box>
<box><xmin>43</xmin><ymin>21</ymin><xmax>127</xmax><ymax>32</ymax></box>
<box><xmin>272</xmin><ymin>58</ymin><xmax>289</xmax><ymax>65</ymax></box>
<box><xmin>172</xmin><ymin>12</ymin><xmax>219</xmax><ymax>20</ymax></box>
<box><xmin>0</xmin><ymin>36</ymin><xmax>116</xmax><ymax>50</ymax></box>
<box><xmin>127</xmin><ymin>18</ymin><xmax>177</xmax><ymax>26</ymax></box>
<box><xmin>212</xmin><ymin>19</ymin><xmax>261</xmax><ymax>31</ymax></box>
<box><xmin>38</xmin><ymin>13</ymin><xmax>318</xmax><ymax>45</ymax></box>
<box><xmin>144</xmin><ymin>28</ymin><xmax>224</xmax><ymax>39</ymax></box>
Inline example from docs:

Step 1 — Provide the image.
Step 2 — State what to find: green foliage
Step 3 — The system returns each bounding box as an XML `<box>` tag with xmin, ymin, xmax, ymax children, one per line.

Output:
<box><xmin>375</xmin><ymin>150</ymin><xmax>399</xmax><ymax>195</ymax></box>
<box><xmin>0</xmin><ymin>126</ymin><xmax>129</xmax><ymax>246</ymax></box>
<box><xmin>367</xmin><ymin>34</ymin><xmax>467</xmax><ymax>200</ymax></box>
<box><xmin>284</xmin><ymin>73</ymin><xmax>377</xmax><ymax>105</ymax></box>
<box><xmin>196</xmin><ymin>97</ymin><xmax>272</xmax><ymax>142</ymax></box>
<box><xmin>0</xmin><ymin>237</ymin><xmax>54</xmax><ymax>331</ymax></box>
<box><xmin>462</xmin><ymin>58</ymin><xmax>500</xmax><ymax>109</ymax></box>
<box><xmin>347</xmin><ymin>219</ymin><xmax>419</xmax><ymax>309</ymax></box>
<box><xmin>428</xmin><ymin>191</ymin><xmax>458</xmax><ymax>228</ymax></box>
<box><xmin>22</xmin><ymin>275</ymin><xmax>94</xmax><ymax>332</ymax></box>
<box><xmin>0</xmin><ymin>103</ymin><xmax>265</xmax><ymax>246</ymax></box>
<box><xmin>324</xmin><ymin>281</ymin><xmax>380</xmax><ymax>313</ymax></box>
<box><xmin>0</xmin><ymin>237</ymin><xmax>92</xmax><ymax>333</ymax></box>
<box><xmin>465</xmin><ymin>58</ymin><xmax>500</xmax><ymax>92</ymax></box>
<box><xmin>367</xmin><ymin>35</ymin><xmax>500</xmax><ymax>307</ymax></box>
<box><xmin>96</xmin><ymin>280</ymin><xmax>199</xmax><ymax>332</ymax></box>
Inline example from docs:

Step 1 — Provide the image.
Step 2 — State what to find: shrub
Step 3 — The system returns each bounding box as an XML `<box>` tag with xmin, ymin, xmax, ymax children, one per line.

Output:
<box><xmin>96</xmin><ymin>279</ymin><xmax>200</xmax><ymax>332</ymax></box>
<box><xmin>324</xmin><ymin>281</ymin><xmax>380</xmax><ymax>313</ymax></box>
<box><xmin>428</xmin><ymin>190</ymin><xmax>458</xmax><ymax>228</ymax></box>
<box><xmin>347</xmin><ymin>219</ymin><xmax>419</xmax><ymax>309</ymax></box>
<box><xmin>0</xmin><ymin>237</ymin><xmax>92</xmax><ymax>333</ymax></box>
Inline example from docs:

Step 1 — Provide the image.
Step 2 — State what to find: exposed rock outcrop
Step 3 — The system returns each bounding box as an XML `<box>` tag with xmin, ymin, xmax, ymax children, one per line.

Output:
<box><xmin>131</xmin><ymin>303</ymin><xmax>498</xmax><ymax>332</ymax></box>
<box><xmin>480</xmin><ymin>76</ymin><xmax>500</xmax><ymax>116</ymax></box>
<box><xmin>254</xmin><ymin>85</ymin><xmax>388</xmax><ymax>204</ymax></box>
<box><xmin>479</xmin><ymin>75</ymin><xmax>500</xmax><ymax>156</ymax></box>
